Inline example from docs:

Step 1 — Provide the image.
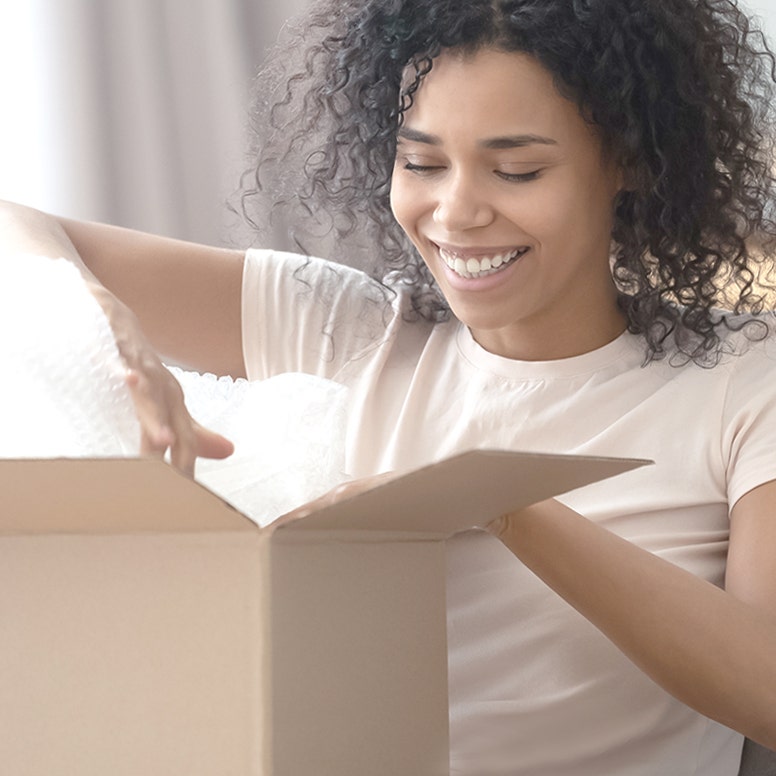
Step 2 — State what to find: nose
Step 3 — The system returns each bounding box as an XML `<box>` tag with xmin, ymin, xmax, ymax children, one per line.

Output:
<box><xmin>433</xmin><ymin>172</ymin><xmax>494</xmax><ymax>232</ymax></box>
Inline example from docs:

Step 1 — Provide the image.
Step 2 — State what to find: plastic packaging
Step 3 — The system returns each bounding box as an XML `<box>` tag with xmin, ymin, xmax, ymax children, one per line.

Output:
<box><xmin>0</xmin><ymin>253</ymin><xmax>349</xmax><ymax>525</ymax></box>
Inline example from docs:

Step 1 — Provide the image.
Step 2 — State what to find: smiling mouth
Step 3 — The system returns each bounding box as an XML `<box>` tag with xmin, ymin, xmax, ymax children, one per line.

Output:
<box><xmin>438</xmin><ymin>246</ymin><xmax>529</xmax><ymax>279</ymax></box>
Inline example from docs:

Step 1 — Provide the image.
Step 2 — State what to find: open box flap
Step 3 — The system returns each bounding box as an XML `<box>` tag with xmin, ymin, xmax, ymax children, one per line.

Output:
<box><xmin>0</xmin><ymin>451</ymin><xmax>650</xmax><ymax>538</ymax></box>
<box><xmin>278</xmin><ymin>449</ymin><xmax>651</xmax><ymax>537</ymax></box>
<box><xmin>0</xmin><ymin>458</ymin><xmax>253</xmax><ymax>535</ymax></box>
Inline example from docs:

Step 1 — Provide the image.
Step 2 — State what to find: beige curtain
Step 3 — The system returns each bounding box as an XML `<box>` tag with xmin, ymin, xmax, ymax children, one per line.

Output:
<box><xmin>1</xmin><ymin>0</ymin><xmax>310</xmax><ymax>246</ymax></box>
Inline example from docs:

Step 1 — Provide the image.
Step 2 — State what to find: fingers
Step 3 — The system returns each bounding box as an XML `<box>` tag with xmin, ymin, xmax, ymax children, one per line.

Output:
<box><xmin>94</xmin><ymin>291</ymin><xmax>231</xmax><ymax>476</ymax></box>
<box><xmin>273</xmin><ymin>471</ymin><xmax>397</xmax><ymax>527</ymax></box>
<box><xmin>485</xmin><ymin>513</ymin><xmax>509</xmax><ymax>538</ymax></box>
<box><xmin>194</xmin><ymin>422</ymin><xmax>235</xmax><ymax>460</ymax></box>
<box><xmin>127</xmin><ymin>366</ymin><xmax>191</xmax><ymax>475</ymax></box>
<box><xmin>485</xmin><ymin>499</ymin><xmax>557</xmax><ymax>542</ymax></box>
<box><xmin>126</xmin><ymin>368</ymin><xmax>175</xmax><ymax>452</ymax></box>
<box><xmin>126</xmin><ymin>367</ymin><xmax>233</xmax><ymax>478</ymax></box>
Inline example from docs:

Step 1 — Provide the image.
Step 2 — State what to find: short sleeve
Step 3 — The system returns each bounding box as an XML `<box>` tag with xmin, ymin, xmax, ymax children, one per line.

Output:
<box><xmin>241</xmin><ymin>249</ymin><xmax>400</xmax><ymax>382</ymax></box>
<box><xmin>721</xmin><ymin>339</ymin><xmax>776</xmax><ymax>508</ymax></box>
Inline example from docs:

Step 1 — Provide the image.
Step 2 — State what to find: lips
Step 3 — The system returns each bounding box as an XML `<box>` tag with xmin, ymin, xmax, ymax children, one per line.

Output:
<box><xmin>437</xmin><ymin>245</ymin><xmax>529</xmax><ymax>279</ymax></box>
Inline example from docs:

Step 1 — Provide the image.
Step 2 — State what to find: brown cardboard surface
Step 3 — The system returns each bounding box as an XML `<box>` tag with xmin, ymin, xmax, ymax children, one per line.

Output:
<box><xmin>0</xmin><ymin>457</ymin><xmax>252</xmax><ymax>534</ymax></box>
<box><xmin>267</xmin><ymin>539</ymin><xmax>448</xmax><ymax>774</ymax></box>
<box><xmin>1</xmin><ymin>532</ymin><xmax>264</xmax><ymax>774</ymax></box>
<box><xmin>281</xmin><ymin>449</ymin><xmax>649</xmax><ymax>536</ymax></box>
<box><xmin>0</xmin><ymin>451</ymin><xmax>649</xmax><ymax>775</ymax></box>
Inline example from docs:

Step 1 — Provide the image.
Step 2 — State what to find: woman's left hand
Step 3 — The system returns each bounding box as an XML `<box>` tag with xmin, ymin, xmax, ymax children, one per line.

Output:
<box><xmin>271</xmin><ymin>472</ymin><xmax>398</xmax><ymax>528</ymax></box>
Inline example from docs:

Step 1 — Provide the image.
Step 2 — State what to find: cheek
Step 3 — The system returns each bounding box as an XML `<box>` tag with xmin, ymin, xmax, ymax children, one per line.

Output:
<box><xmin>389</xmin><ymin>173</ymin><xmax>409</xmax><ymax>226</ymax></box>
<box><xmin>501</xmin><ymin>194</ymin><xmax>558</xmax><ymax>240</ymax></box>
<box><xmin>389</xmin><ymin>173</ymin><xmax>425</xmax><ymax>237</ymax></box>
<box><xmin>515</xmin><ymin>177</ymin><xmax>602</xmax><ymax>242</ymax></box>
<box><xmin>388</xmin><ymin>172</ymin><xmax>403</xmax><ymax>223</ymax></box>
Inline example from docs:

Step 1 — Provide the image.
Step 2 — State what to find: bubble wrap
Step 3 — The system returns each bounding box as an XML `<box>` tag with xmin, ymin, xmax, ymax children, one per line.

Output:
<box><xmin>169</xmin><ymin>368</ymin><xmax>349</xmax><ymax>526</ymax></box>
<box><xmin>0</xmin><ymin>254</ymin><xmax>141</xmax><ymax>457</ymax></box>
<box><xmin>0</xmin><ymin>253</ymin><xmax>350</xmax><ymax>526</ymax></box>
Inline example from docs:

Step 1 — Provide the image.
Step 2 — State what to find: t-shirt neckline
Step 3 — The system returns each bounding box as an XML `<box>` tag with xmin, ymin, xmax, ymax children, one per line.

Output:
<box><xmin>455</xmin><ymin>325</ymin><xmax>643</xmax><ymax>380</ymax></box>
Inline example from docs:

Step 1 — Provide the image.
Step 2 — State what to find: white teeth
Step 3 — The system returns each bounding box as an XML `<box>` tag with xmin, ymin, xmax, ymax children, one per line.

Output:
<box><xmin>439</xmin><ymin>247</ymin><xmax>525</xmax><ymax>279</ymax></box>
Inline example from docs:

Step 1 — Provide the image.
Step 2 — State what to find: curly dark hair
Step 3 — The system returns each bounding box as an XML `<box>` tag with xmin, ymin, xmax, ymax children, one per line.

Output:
<box><xmin>241</xmin><ymin>0</ymin><xmax>776</xmax><ymax>363</ymax></box>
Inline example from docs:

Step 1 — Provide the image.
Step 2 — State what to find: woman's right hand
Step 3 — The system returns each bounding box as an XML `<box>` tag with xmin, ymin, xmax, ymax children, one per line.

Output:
<box><xmin>0</xmin><ymin>200</ymin><xmax>240</xmax><ymax>474</ymax></box>
<box><xmin>88</xmin><ymin>282</ymin><xmax>234</xmax><ymax>476</ymax></box>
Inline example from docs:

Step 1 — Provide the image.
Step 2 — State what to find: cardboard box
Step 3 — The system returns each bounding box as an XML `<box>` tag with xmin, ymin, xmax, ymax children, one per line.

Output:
<box><xmin>0</xmin><ymin>450</ymin><xmax>646</xmax><ymax>775</ymax></box>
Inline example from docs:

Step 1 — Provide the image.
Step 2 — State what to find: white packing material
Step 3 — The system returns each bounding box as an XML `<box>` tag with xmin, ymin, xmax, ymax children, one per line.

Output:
<box><xmin>170</xmin><ymin>368</ymin><xmax>348</xmax><ymax>526</ymax></box>
<box><xmin>0</xmin><ymin>253</ymin><xmax>349</xmax><ymax>524</ymax></box>
<box><xmin>0</xmin><ymin>254</ymin><xmax>141</xmax><ymax>457</ymax></box>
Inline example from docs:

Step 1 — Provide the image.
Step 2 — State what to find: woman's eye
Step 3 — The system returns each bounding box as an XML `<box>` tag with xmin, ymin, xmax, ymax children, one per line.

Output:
<box><xmin>496</xmin><ymin>169</ymin><xmax>541</xmax><ymax>183</ymax></box>
<box><xmin>403</xmin><ymin>161</ymin><xmax>443</xmax><ymax>175</ymax></box>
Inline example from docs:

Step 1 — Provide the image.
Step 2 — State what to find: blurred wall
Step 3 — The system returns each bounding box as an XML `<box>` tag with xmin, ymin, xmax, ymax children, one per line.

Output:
<box><xmin>0</xmin><ymin>0</ymin><xmax>311</xmax><ymax>247</ymax></box>
<box><xmin>747</xmin><ymin>0</ymin><xmax>776</xmax><ymax>33</ymax></box>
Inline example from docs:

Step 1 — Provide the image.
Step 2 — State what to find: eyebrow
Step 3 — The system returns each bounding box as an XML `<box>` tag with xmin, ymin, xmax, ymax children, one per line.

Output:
<box><xmin>396</xmin><ymin>127</ymin><xmax>558</xmax><ymax>148</ymax></box>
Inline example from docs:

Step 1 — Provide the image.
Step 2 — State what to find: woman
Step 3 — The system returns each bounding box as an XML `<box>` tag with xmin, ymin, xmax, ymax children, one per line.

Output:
<box><xmin>2</xmin><ymin>0</ymin><xmax>776</xmax><ymax>772</ymax></box>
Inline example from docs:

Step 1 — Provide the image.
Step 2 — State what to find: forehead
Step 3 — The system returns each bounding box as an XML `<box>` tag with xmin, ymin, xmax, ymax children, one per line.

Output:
<box><xmin>401</xmin><ymin>48</ymin><xmax>590</xmax><ymax>146</ymax></box>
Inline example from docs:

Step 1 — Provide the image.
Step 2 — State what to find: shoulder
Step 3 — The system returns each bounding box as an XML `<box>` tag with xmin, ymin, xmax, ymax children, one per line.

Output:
<box><xmin>244</xmin><ymin>248</ymin><xmax>407</xmax><ymax>323</ymax></box>
<box><xmin>712</xmin><ymin>314</ymin><xmax>776</xmax><ymax>383</ymax></box>
<box><xmin>650</xmin><ymin>311</ymin><xmax>776</xmax><ymax>381</ymax></box>
<box><xmin>245</xmin><ymin>248</ymin><xmax>386</xmax><ymax>294</ymax></box>
<box><xmin>701</xmin><ymin>315</ymin><xmax>776</xmax><ymax>502</ymax></box>
<box><xmin>241</xmin><ymin>248</ymin><xmax>430</xmax><ymax>380</ymax></box>
<box><xmin>599</xmin><ymin>321</ymin><xmax>776</xmax><ymax>430</ymax></box>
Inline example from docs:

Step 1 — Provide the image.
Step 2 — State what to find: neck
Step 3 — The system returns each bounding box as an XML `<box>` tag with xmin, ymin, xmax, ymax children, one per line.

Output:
<box><xmin>470</xmin><ymin>306</ymin><xmax>628</xmax><ymax>361</ymax></box>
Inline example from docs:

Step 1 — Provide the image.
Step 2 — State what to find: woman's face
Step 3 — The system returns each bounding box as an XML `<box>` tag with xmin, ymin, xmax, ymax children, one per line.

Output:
<box><xmin>390</xmin><ymin>48</ymin><xmax>626</xmax><ymax>360</ymax></box>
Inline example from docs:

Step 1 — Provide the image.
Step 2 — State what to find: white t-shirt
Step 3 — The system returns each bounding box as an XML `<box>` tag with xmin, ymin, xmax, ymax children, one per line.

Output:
<box><xmin>243</xmin><ymin>249</ymin><xmax>776</xmax><ymax>775</ymax></box>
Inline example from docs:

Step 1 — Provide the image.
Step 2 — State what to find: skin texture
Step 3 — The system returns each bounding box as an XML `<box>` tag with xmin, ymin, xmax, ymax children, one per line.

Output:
<box><xmin>390</xmin><ymin>49</ymin><xmax>626</xmax><ymax>360</ymax></box>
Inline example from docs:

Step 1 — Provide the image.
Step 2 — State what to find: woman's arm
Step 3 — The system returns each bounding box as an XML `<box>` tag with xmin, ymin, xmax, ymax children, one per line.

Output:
<box><xmin>59</xmin><ymin>216</ymin><xmax>246</xmax><ymax>378</ymax></box>
<box><xmin>0</xmin><ymin>200</ymin><xmax>240</xmax><ymax>472</ymax></box>
<box><xmin>1</xmin><ymin>201</ymin><xmax>246</xmax><ymax>376</ymax></box>
<box><xmin>487</xmin><ymin>484</ymin><xmax>776</xmax><ymax>749</ymax></box>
